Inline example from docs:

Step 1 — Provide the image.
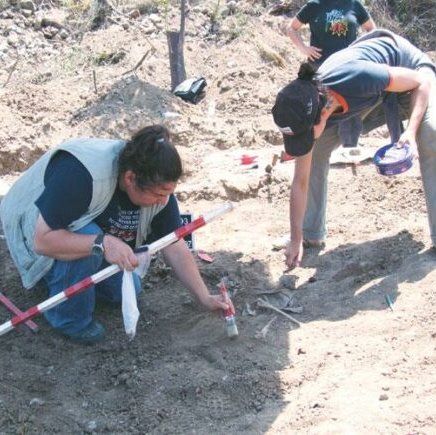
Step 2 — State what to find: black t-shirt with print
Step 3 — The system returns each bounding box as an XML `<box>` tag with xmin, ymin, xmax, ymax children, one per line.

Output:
<box><xmin>297</xmin><ymin>0</ymin><xmax>370</xmax><ymax>64</ymax></box>
<box><xmin>35</xmin><ymin>151</ymin><xmax>181</xmax><ymax>247</ymax></box>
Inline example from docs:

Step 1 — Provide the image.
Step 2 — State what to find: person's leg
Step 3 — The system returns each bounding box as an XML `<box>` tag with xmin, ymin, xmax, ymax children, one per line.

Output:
<box><xmin>360</xmin><ymin>88</ymin><xmax>436</xmax><ymax>247</ymax></box>
<box><xmin>303</xmin><ymin>124</ymin><xmax>341</xmax><ymax>242</ymax></box>
<box><xmin>302</xmin><ymin>87</ymin><xmax>433</xmax><ymax>245</ymax></box>
<box><xmin>339</xmin><ymin>116</ymin><xmax>363</xmax><ymax>148</ymax></box>
<box><xmin>383</xmin><ymin>93</ymin><xmax>404</xmax><ymax>143</ymax></box>
<box><xmin>416</xmin><ymin>82</ymin><xmax>436</xmax><ymax>247</ymax></box>
<box><xmin>303</xmin><ymin>98</ymin><xmax>393</xmax><ymax>243</ymax></box>
<box><xmin>43</xmin><ymin>222</ymin><xmax>103</xmax><ymax>336</ymax></box>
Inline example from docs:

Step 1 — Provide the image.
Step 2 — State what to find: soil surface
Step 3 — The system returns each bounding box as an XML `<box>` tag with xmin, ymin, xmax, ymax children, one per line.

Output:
<box><xmin>1</xmin><ymin>1</ymin><xmax>435</xmax><ymax>434</ymax></box>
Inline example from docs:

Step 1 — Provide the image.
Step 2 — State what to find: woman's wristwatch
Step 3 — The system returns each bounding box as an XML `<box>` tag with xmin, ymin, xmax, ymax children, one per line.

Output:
<box><xmin>91</xmin><ymin>233</ymin><xmax>105</xmax><ymax>256</ymax></box>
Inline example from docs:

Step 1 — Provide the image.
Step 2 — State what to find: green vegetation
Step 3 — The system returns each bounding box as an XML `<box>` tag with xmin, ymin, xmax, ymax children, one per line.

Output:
<box><xmin>59</xmin><ymin>0</ymin><xmax>93</xmax><ymax>14</ymax></box>
<box><xmin>391</xmin><ymin>0</ymin><xmax>435</xmax><ymax>51</ymax></box>
<box><xmin>1</xmin><ymin>0</ymin><xmax>433</xmax><ymax>51</ymax></box>
<box><xmin>225</xmin><ymin>12</ymin><xmax>248</xmax><ymax>41</ymax></box>
<box><xmin>370</xmin><ymin>0</ymin><xmax>435</xmax><ymax>51</ymax></box>
<box><xmin>94</xmin><ymin>50</ymin><xmax>126</xmax><ymax>65</ymax></box>
<box><xmin>208</xmin><ymin>0</ymin><xmax>221</xmax><ymax>29</ymax></box>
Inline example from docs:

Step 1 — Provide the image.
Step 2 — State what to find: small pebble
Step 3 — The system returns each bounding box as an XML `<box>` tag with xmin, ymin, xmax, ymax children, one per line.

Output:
<box><xmin>29</xmin><ymin>398</ymin><xmax>45</xmax><ymax>406</ymax></box>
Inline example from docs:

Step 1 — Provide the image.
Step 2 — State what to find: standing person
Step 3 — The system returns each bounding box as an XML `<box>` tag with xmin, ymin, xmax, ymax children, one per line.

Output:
<box><xmin>288</xmin><ymin>0</ymin><xmax>376</xmax><ymax>149</ymax></box>
<box><xmin>288</xmin><ymin>0</ymin><xmax>375</xmax><ymax>68</ymax></box>
<box><xmin>0</xmin><ymin>125</ymin><xmax>229</xmax><ymax>344</ymax></box>
<box><xmin>271</xmin><ymin>29</ymin><xmax>436</xmax><ymax>268</ymax></box>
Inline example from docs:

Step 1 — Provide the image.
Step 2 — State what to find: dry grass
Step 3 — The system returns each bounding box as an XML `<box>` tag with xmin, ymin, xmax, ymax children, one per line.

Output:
<box><xmin>369</xmin><ymin>0</ymin><xmax>435</xmax><ymax>52</ymax></box>
<box><xmin>257</xmin><ymin>43</ymin><xmax>286</xmax><ymax>68</ymax></box>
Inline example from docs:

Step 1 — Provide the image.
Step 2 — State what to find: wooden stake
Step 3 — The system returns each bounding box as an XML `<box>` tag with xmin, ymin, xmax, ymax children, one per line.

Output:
<box><xmin>3</xmin><ymin>59</ymin><xmax>18</xmax><ymax>88</ymax></box>
<box><xmin>92</xmin><ymin>70</ymin><xmax>98</xmax><ymax>94</ymax></box>
<box><xmin>0</xmin><ymin>292</ymin><xmax>39</xmax><ymax>333</ymax></box>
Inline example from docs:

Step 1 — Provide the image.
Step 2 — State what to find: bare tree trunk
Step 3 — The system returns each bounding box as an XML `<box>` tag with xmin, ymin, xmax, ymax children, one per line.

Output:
<box><xmin>167</xmin><ymin>0</ymin><xmax>187</xmax><ymax>91</ymax></box>
<box><xmin>89</xmin><ymin>0</ymin><xmax>110</xmax><ymax>30</ymax></box>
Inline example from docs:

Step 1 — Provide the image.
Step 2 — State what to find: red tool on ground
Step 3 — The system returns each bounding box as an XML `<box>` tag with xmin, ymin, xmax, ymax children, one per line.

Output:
<box><xmin>0</xmin><ymin>202</ymin><xmax>234</xmax><ymax>337</ymax></box>
<box><xmin>239</xmin><ymin>154</ymin><xmax>258</xmax><ymax>165</ymax></box>
<box><xmin>218</xmin><ymin>278</ymin><xmax>238</xmax><ymax>338</ymax></box>
<box><xmin>197</xmin><ymin>250</ymin><xmax>214</xmax><ymax>263</ymax></box>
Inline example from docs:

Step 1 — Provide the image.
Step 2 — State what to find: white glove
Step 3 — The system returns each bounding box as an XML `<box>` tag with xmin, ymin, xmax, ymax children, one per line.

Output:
<box><xmin>122</xmin><ymin>271</ymin><xmax>140</xmax><ymax>339</ymax></box>
<box><xmin>134</xmin><ymin>249</ymin><xmax>152</xmax><ymax>278</ymax></box>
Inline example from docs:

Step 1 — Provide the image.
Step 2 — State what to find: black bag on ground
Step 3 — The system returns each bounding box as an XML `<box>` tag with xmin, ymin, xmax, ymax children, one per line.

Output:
<box><xmin>173</xmin><ymin>77</ymin><xmax>207</xmax><ymax>104</ymax></box>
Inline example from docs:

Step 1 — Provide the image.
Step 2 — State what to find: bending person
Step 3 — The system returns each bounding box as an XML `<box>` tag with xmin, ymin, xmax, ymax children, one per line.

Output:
<box><xmin>288</xmin><ymin>0</ymin><xmax>376</xmax><ymax>149</ymax></box>
<box><xmin>272</xmin><ymin>29</ymin><xmax>436</xmax><ymax>268</ymax></box>
<box><xmin>0</xmin><ymin>125</ymin><xmax>228</xmax><ymax>344</ymax></box>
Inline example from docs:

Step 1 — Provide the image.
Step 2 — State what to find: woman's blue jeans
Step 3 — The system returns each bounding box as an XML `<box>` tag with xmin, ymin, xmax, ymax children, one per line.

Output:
<box><xmin>43</xmin><ymin>222</ymin><xmax>142</xmax><ymax>335</ymax></box>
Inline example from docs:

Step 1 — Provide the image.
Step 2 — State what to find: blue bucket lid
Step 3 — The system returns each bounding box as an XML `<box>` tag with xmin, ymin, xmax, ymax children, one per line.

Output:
<box><xmin>373</xmin><ymin>143</ymin><xmax>413</xmax><ymax>176</ymax></box>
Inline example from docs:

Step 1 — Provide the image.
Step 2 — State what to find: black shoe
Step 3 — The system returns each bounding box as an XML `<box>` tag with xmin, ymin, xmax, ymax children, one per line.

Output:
<box><xmin>303</xmin><ymin>239</ymin><xmax>326</xmax><ymax>249</ymax></box>
<box><xmin>65</xmin><ymin>321</ymin><xmax>106</xmax><ymax>344</ymax></box>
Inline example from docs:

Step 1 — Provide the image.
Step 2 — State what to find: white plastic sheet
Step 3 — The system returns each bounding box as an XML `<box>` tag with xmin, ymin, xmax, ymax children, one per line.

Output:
<box><xmin>134</xmin><ymin>250</ymin><xmax>151</xmax><ymax>278</ymax></box>
<box><xmin>121</xmin><ymin>271</ymin><xmax>139</xmax><ymax>339</ymax></box>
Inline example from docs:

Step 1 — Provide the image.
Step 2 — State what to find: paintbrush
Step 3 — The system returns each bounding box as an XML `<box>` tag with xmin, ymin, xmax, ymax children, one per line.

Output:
<box><xmin>219</xmin><ymin>278</ymin><xmax>239</xmax><ymax>338</ymax></box>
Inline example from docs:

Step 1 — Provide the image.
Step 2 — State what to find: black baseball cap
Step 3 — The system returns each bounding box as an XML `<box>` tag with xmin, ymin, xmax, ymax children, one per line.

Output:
<box><xmin>272</xmin><ymin>79</ymin><xmax>321</xmax><ymax>157</ymax></box>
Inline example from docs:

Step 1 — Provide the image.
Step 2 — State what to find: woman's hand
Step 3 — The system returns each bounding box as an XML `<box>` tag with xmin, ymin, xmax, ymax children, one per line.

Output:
<box><xmin>285</xmin><ymin>239</ymin><xmax>304</xmax><ymax>269</ymax></box>
<box><xmin>198</xmin><ymin>294</ymin><xmax>229</xmax><ymax>312</ymax></box>
<box><xmin>304</xmin><ymin>45</ymin><xmax>322</xmax><ymax>62</ymax></box>
<box><xmin>162</xmin><ymin>240</ymin><xmax>230</xmax><ymax>313</ymax></box>
<box><xmin>386</xmin><ymin>67</ymin><xmax>431</xmax><ymax>157</ymax></box>
<box><xmin>103</xmin><ymin>234</ymin><xmax>139</xmax><ymax>271</ymax></box>
<box><xmin>288</xmin><ymin>17</ymin><xmax>322</xmax><ymax>62</ymax></box>
<box><xmin>397</xmin><ymin>130</ymin><xmax>418</xmax><ymax>158</ymax></box>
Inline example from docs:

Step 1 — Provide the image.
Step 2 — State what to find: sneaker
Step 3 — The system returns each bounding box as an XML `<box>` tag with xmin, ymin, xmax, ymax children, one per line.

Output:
<box><xmin>65</xmin><ymin>321</ymin><xmax>106</xmax><ymax>344</ymax></box>
<box><xmin>303</xmin><ymin>239</ymin><xmax>326</xmax><ymax>249</ymax></box>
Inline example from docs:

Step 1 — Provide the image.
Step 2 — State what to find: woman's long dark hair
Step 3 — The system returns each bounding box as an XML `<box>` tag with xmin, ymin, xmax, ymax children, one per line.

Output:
<box><xmin>298</xmin><ymin>62</ymin><xmax>327</xmax><ymax>123</ymax></box>
<box><xmin>118</xmin><ymin>125</ymin><xmax>183</xmax><ymax>189</ymax></box>
<box><xmin>297</xmin><ymin>62</ymin><xmax>318</xmax><ymax>83</ymax></box>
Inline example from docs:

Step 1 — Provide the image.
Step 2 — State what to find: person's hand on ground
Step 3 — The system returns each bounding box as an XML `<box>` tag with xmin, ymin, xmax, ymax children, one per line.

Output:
<box><xmin>103</xmin><ymin>234</ymin><xmax>139</xmax><ymax>271</ymax></box>
<box><xmin>199</xmin><ymin>294</ymin><xmax>230</xmax><ymax>312</ymax></box>
<box><xmin>285</xmin><ymin>239</ymin><xmax>303</xmax><ymax>269</ymax></box>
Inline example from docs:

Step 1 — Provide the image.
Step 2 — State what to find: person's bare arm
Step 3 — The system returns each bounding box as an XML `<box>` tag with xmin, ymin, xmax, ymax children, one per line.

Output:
<box><xmin>288</xmin><ymin>17</ymin><xmax>322</xmax><ymax>62</ymax></box>
<box><xmin>286</xmin><ymin>152</ymin><xmax>313</xmax><ymax>268</ymax></box>
<box><xmin>34</xmin><ymin>214</ymin><xmax>96</xmax><ymax>260</ymax></box>
<box><xmin>34</xmin><ymin>214</ymin><xmax>138</xmax><ymax>270</ymax></box>
<box><xmin>162</xmin><ymin>239</ymin><xmax>228</xmax><ymax>312</ymax></box>
<box><xmin>385</xmin><ymin>67</ymin><xmax>432</xmax><ymax>148</ymax></box>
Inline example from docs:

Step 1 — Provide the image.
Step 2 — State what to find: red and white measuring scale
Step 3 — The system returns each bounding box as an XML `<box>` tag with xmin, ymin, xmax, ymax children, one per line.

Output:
<box><xmin>0</xmin><ymin>202</ymin><xmax>234</xmax><ymax>336</ymax></box>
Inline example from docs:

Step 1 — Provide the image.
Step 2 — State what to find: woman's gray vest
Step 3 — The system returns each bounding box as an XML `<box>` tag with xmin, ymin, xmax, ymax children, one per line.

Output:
<box><xmin>0</xmin><ymin>138</ymin><xmax>166</xmax><ymax>289</ymax></box>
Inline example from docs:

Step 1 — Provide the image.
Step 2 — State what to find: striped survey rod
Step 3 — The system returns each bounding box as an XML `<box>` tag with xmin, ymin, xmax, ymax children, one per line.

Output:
<box><xmin>0</xmin><ymin>201</ymin><xmax>233</xmax><ymax>336</ymax></box>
